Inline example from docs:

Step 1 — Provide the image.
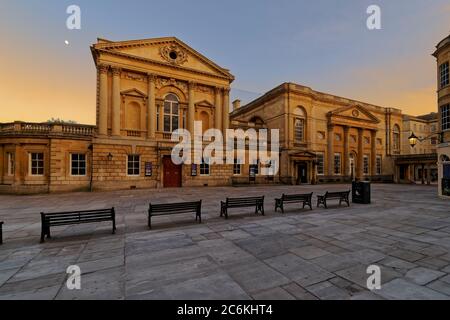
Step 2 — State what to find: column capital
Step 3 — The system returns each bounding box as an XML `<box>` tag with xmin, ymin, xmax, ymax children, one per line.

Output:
<box><xmin>147</xmin><ymin>73</ymin><xmax>157</xmax><ymax>83</ymax></box>
<box><xmin>327</xmin><ymin>123</ymin><xmax>335</xmax><ymax>130</ymax></box>
<box><xmin>111</xmin><ymin>66</ymin><xmax>122</xmax><ymax>76</ymax></box>
<box><xmin>343</xmin><ymin>125</ymin><xmax>350</xmax><ymax>133</ymax></box>
<box><xmin>215</xmin><ymin>87</ymin><xmax>222</xmax><ymax>95</ymax></box>
<box><xmin>98</xmin><ymin>64</ymin><xmax>109</xmax><ymax>74</ymax></box>
<box><xmin>222</xmin><ymin>87</ymin><xmax>231</xmax><ymax>94</ymax></box>
<box><xmin>188</xmin><ymin>81</ymin><xmax>196</xmax><ymax>90</ymax></box>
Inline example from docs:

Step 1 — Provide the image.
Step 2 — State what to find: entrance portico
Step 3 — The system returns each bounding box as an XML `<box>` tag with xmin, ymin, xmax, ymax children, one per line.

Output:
<box><xmin>288</xmin><ymin>151</ymin><xmax>317</xmax><ymax>185</ymax></box>
<box><xmin>326</xmin><ymin>105</ymin><xmax>381</xmax><ymax>181</ymax></box>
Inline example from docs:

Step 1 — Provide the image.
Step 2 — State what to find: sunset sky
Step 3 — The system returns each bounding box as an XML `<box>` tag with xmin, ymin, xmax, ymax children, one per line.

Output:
<box><xmin>0</xmin><ymin>0</ymin><xmax>449</xmax><ymax>125</ymax></box>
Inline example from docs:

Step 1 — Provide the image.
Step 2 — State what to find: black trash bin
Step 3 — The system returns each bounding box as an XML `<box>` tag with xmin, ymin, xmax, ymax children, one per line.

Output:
<box><xmin>352</xmin><ymin>181</ymin><xmax>371</xmax><ymax>204</ymax></box>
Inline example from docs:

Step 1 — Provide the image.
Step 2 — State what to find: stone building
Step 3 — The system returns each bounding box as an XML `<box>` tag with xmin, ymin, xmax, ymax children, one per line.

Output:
<box><xmin>0</xmin><ymin>36</ymin><xmax>441</xmax><ymax>194</ymax></box>
<box><xmin>0</xmin><ymin>37</ymin><xmax>235</xmax><ymax>193</ymax></box>
<box><xmin>230</xmin><ymin>83</ymin><xmax>402</xmax><ymax>185</ymax></box>
<box><xmin>394</xmin><ymin>113</ymin><xmax>438</xmax><ymax>184</ymax></box>
<box><xmin>434</xmin><ymin>34</ymin><xmax>450</xmax><ymax>197</ymax></box>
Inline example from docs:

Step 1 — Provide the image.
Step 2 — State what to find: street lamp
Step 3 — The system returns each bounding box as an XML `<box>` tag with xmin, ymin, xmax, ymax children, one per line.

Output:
<box><xmin>408</xmin><ymin>132</ymin><xmax>419</xmax><ymax>148</ymax></box>
<box><xmin>408</xmin><ymin>131</ymin><xmax>443</xmax><ymax>148</ymax></box>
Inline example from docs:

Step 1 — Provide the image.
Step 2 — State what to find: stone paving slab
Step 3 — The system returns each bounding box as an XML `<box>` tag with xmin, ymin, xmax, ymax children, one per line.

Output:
<box><xmin>0</xmin><ymin>184</ymin><xmax>449</xmax><ymax>300</ymax></box>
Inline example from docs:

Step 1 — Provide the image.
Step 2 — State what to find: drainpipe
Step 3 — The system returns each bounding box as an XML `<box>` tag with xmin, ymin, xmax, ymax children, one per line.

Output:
<box><xmin>89</xmin><ymin>144</ymin><xmax>94</xmax><ymax>192</ymax></box>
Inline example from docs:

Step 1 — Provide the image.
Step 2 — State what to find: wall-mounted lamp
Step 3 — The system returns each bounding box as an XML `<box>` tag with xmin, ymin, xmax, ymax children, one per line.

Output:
<box><xmin>408</xmin><ymin>131</ymin><xmax>443</xmax><ymax>148</ymax></box>
<box><xmin>408</xmin><ymin>132</ymin><xmax>419</xmax><ymax>148</ymax></box>
<box><xmin>107</xmin><ymin>153</ymin><xmax>113</xmax><ymax>161</ymax></box>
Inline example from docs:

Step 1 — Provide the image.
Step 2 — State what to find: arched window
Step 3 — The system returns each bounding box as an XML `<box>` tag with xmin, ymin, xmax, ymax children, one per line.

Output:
<box><xmin>393</xmin><ymin>125</ymin><xmax>400</xmax><ymax>150</ymax></box>
<box><xmin>294</xmin><ymin>107</ymin><xmax>306</xmax><ymax>143</ymax></box>
<box><xmin>163</xmin><ymin>94</ymin><xmax>179</xmax><ymax>132</ymax></box>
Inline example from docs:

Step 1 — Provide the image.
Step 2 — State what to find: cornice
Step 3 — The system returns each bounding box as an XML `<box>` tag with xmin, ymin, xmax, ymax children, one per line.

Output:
<box><xmin>97</xmin><ymin>49</ymin><xmax>233</xmax><ymax>82</ymax></box>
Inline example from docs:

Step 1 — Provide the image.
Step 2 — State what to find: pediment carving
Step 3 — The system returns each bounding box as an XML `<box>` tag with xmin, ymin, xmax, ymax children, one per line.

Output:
<box><xmin>328</xmin><ymin>105</ymin><xmax>380</xmax><ymax>125</ymax></box>
<box><xmin>159</xmin><ymin>43</ymin><xmax>188</xmax><ymax>65</ymax></box>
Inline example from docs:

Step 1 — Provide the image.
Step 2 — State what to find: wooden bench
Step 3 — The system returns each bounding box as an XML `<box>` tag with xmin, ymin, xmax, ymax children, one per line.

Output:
<box><xmin>317</xmin><ymin>191</ymin><xmax>350</xmax><ymax>209</ymax></box>
<box><xmin>275</xmin><ymin>193</ymin><xmax>313</xmax><ymax>213</ymax></box>
<box><xmin>0</xmin><ymin>221</ymin><xmax>3</xmax><ymax>245</ymax></box>
<box><xmin>220</xmin><ymin>196</ymin><xmax>264</xmax><ymax>219</ymax></box>
<box><xmin>40</xmin><ymin>208</ymin><xmax>116</xmax><ymax>243</ymax></box>
<box><xmin>148</xmin><ymin>201</ymin><xmax>202</xmax><ymax>229</ymax></box>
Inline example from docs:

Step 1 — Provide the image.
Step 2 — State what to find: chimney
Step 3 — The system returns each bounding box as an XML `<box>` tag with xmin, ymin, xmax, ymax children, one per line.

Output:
<box><xmin>232</xmin><ymin>99</ymin><xmax>241</xmax><ymax>111</ymax></box>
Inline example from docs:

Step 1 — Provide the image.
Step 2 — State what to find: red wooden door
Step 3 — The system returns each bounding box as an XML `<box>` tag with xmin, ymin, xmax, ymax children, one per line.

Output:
<box><xmin>163</xmin><ymin>156</ymin><xmax>182</xmax><ymax>188</ymax></box>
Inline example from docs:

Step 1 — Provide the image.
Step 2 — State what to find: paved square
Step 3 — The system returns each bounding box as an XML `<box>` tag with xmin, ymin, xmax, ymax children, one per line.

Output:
<box><xmin>0</xmin><ymin>184</ymin><xmax>449</xmax><ymax>300</ymax></box>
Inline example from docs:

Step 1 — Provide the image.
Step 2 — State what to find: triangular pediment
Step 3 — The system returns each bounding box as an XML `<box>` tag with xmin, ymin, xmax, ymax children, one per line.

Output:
<box><xmin>329</xmin><ymin>105</ymin><xmax>380</xmax><ymax>124</ymax></box>
<box><xmin>195</xmin><ymin>99</ymin><xmax>214</xmax><ymax>107</ymax></box>
<box><xmin>94</xmin><ymin>37</ymin><xmax>234</xmax><ymax>80</ymax></box>
<box><xmin>288</xmin><ymin>150</ymin><xmax>317</xmax><ymax>158</ymax></box>
<box><xmin>121</xmin><ymin>88</ymin><xmax>147</xmax><ymax>98</ymax></box>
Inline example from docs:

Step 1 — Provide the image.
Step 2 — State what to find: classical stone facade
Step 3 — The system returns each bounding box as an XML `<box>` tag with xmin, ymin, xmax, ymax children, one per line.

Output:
<box><xmin>230</xmin><ymin>83</ymin><xmax>402</xmax><ymax>185</ymax></box>
<box><xmin>0</xmin><ymin>36</ymin><xmax>441</xmax><ymax>194</ymax></box>
<box><xmin>0</xmin><ymin>122</ymin><xmax>94</xmax><ymax>194</ymax></box>
<box><xmin>434</xmin><ymin>34</ymin><xmax>450</xmax><ymax>197</ymax></box>
<box><xmin>394</xmin><ymin>113</ymin><xmax>438</xmax><ymax>184</ymax></box>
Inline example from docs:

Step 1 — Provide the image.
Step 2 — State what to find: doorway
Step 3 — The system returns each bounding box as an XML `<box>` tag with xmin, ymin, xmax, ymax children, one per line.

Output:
<box><xmin>297</xmin><ymin>163</ymin><xmax>308</xmax><ymax>184</ymax></box>
<box><xmin>163</xmin><ymin>156</ymin><xmax>182</xmax><ymax>188</ymax></box>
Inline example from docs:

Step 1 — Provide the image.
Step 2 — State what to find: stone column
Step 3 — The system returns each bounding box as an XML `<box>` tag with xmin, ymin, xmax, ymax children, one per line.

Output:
<box><xmin>343</xmin><ymin>126</ymin><xmax>350</xmax><ymax>177</ymax></box>
<box><xmin>421</xmin><ymin>164</ymin><xmax>425</xmax><ymax>184</ymax></box>
<box><xmin>188</xmin><ymin>81</ymin><xmax>196</xmax><ymax>133</ymax></box>
<box><xmin>222</xmin><ymin>88</ymin><xmax>230</xmax><ymax>130</ymax></box>
<box><xmin>357</xmin><ymin>128</ymin><xmax>364</xmax><ymax>179</ymax></box>
<box><xmin>327</xmin><ymin>124</ymin><xmax>335</xmax><ymax>176</ymax></box>
<box><xmin>111</xmin><ymin>66</ymin><xmax>121</xmax><ymax>137</ymax></box>
<box><xmin>371</xmin><ymin>130</ymin><xmax>377</xmax><ymax>176</ymax></box>
<box><xmin>98</xmin><ymin>64</ymin><xmax>109</xmax><ymax>136</ymax></box>
<box><xmin>214</xmin><ymin>87</ymin><xmax>222</xmax><ymax>132</ymax></box>
<box><xmin>147</xmin><ymin>74</ymin><xmax>156</xmax><ymax>139</ymax></box>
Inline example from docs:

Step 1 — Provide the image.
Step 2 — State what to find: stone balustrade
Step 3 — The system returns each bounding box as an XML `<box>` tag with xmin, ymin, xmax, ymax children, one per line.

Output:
<box><xmin>0</xmin><ymin>122</ymin><xmax>95</xmax><ymax>137</ymax></box>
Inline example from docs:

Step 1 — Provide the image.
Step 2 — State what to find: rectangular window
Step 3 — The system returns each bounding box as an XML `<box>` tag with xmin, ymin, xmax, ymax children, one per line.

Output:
<box><xmin>334</xmin><ymin>153</ymin><xmax>341</xmax><ymax>175</ymax></box>
<box><xmin>233</xmin><ymin>158</ymin><xmax>241</xmax><ymax>175</ymax></box>
<box><xmin>127</xmin><ymin>155</ymin><xmax>140</xmax><ymax>176</ymax></box>
<box><xmin>363</xmin><ymin>155</ymin><xmax>369</xmax><ymax>175</ymax></box>
<box><xmin>30</xmin><ymin>153</ymin><xmax>44</xmax><ymax>176</ymax></box>
<box><xmin>440</xmin><ymin>62</ymin><xmax>449</xmax><ymax>89</ymax></box>
<box><xmin>200</xmin><ymin>158</ymin><xmax>210</xmax><ymax>176</ymax></box>
<box><xmin>376</xmin><ymin>155</ymin><xmax>382</xmax><ymax>175</ymax></box>
<box><xmin>316</xmin><ymin>152</ymin><xmax>324</xmax><ymax>175</ymax></box>
<box><xmin>7</xmin><ymin>152</ymin><xmax>14</xmax><ymax>176</ymax></box>
<box><xmin>71</xmin><ymin>154</ymin><xmax>86</xmax><ymax>176</ymax></box>
<box><xmin>294</xmin><ymin>118</ymin><xmax>305</xmax><ymax>142</ymax></box>
<box><xmin>442</xmin><ymin>104</ymin><xmax>450</xmax><ymax>131</ymax></box>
